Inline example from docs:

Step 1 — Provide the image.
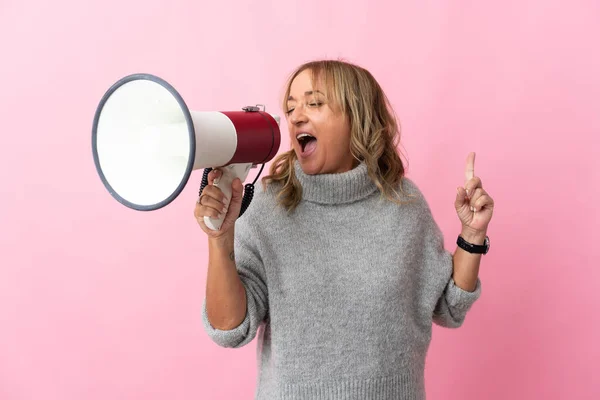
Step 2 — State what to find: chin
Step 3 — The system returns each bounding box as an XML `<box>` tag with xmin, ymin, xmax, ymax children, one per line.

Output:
<box><xmin>296</xmin><ymin>155</ymin><xmax>322</xmax><ymax>175</ymax></box>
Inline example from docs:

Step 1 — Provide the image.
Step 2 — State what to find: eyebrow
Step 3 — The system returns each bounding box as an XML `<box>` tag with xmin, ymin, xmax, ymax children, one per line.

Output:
<box><xmin>287</xmin><ymin>90</ymin><xmax>324</xmax><ymax>101</ymax></box>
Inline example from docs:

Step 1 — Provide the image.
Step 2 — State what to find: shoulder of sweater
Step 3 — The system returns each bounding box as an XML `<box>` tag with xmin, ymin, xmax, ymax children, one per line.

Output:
<box><xmin>395</xmin><ymin>176</ymin><xmax>444</xmax><ymax>235</ymax></box>
<box><xmin>396</xmin><ymin>175</ymin><xmax>428</xmax><ymax>204</ymax></box>
<box><xmin>392</xmin><ymin>175</ymin><xmax>437</xmax><ymax>217</ymax></box>
<box><xmin>398</xmin><ymin>175</ymin><xmax>421</xmax><ymax>195</ymax></box>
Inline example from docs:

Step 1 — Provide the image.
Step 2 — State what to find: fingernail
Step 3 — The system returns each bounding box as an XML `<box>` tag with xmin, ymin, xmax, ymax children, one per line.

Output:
<box><xmin>223</xmin><ymin>197</ymin><xmax>229</xmax><ymax>205</ymax></box>
<box><xmin>222</xmin><ymin>206</ymin><xmax>228</xmax><ymax>213</ymax></box>
<box><xmin>466</xmin><ymin>189</ymin><xmax>470</xmax><ymax>196</ymax></box>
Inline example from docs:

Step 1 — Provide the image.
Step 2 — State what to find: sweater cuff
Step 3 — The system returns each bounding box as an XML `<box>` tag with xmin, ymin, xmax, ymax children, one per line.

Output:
<box><xmin>201</xmin><ymin>300</ymin><xmax>250</xmax><ymax>348</ymax></box>
<box><xmin>445</xmin><ymin>277</ymin><xmax>482</xmax><ymax>311</ymax></box>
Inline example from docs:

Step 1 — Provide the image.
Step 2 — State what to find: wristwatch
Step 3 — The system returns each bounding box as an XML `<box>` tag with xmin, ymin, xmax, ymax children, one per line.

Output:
<box><xmin>457</xmin><ymin>235</ymin><xmax>490</xmax><ymax>255</ymax></box>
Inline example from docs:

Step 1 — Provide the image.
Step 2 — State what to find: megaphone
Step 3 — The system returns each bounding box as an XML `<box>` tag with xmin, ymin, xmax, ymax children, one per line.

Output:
<box><xmin>91</xmin><ymin>73</ymin><xmax>281</xmax><ymax>230</ymax></box>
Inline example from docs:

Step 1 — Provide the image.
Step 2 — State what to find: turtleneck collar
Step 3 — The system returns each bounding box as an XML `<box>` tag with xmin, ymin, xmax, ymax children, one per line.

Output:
<box><xmin>293</xmin><ymin>160</ymin><xmax>378</xmax><ymax>204</ymax></box>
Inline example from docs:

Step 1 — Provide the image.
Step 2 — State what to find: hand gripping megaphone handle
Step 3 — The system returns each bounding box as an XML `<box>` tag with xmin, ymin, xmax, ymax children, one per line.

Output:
<box><xmin>203</xmin><ymin>163</ymin><xmax>253</xmax><ymax>231</ymax></box>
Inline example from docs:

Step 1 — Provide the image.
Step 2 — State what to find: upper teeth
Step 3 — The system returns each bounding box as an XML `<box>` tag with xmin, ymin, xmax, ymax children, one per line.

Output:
<box><xmin>297</xmin><ymin>133</ymin><xmax>313</xmax><ymax>140</ymax></box>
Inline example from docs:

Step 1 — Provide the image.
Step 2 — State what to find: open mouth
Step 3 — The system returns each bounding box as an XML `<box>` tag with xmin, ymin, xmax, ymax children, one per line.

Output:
<box><xmin>296</xmin><ymin>133</ymin><xmax>317</xmax><ymax>153</ymax></box>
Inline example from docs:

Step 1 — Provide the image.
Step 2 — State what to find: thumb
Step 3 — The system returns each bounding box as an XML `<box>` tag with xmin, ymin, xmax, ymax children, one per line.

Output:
<box><xmin>230</xmin><ymin>178</ymin><xmax>244</xmax><ymax>204</ymax></box>
<box><xmin>223</xmin><ymin>178</ymin><xmax>244</xmax><ymax>222</ymax></box>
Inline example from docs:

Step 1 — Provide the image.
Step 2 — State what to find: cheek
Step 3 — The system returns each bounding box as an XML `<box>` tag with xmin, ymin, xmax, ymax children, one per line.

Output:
<box><xmin>321</xmin><ymin>127</ymin><xmax>351</xmax><ymax>157</ymax></box>
<box><xmin>287</xmin><ymin>122</ymin><xmax>296</xmax><ymax>142</ymax></box>
<box><xmin>329</xmin><ymin>122</ymin><xmax>351</xmax><ymax>146</ymax></box>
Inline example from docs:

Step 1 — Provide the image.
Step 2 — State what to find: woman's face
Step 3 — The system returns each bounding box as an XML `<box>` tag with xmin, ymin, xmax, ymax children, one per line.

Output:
<box><xmin>285</xmin><ymin>69</ymin><xmax>356</xmax><ymax>175</ymax></box>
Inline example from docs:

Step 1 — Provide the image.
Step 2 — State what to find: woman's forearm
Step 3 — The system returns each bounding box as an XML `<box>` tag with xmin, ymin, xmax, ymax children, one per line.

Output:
<box><xmin>451</xmin><ymin>229</ymin><xmax>485</xmax><ymax>292</ymax></box>
<box><xmin>205</xmin><ymin>229</ymin><xmax>247</xmax><ymax>330</ymax></box>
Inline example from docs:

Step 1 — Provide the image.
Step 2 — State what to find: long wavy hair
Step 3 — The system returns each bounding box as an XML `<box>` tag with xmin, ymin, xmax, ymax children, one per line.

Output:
<box><xmin>261</xmin><ymin>59</ymin><xmax>413</xmax><ymax>213</ymax></box>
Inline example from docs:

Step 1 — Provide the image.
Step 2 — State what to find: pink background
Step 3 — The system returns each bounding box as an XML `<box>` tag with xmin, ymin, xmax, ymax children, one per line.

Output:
<box><xmin>1</xmin><ymin>0</ymin><xmax>599</xmax><ymax>399</ymax></box>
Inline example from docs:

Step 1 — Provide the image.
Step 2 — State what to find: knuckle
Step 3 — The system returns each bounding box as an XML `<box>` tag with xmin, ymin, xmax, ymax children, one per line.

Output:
<box><xmin>206</xmin><ymin>187</ymin><xmax>220</xmax><ymax>198</ymax></box>
<box><xmin>213</xmin><ymin>196</ymin><xmax>224</xmax><ymax>206</ymax></box>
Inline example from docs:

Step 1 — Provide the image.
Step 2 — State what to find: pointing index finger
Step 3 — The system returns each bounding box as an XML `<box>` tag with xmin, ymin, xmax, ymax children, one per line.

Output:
<box><xmin>465</xmin><ymin>152</ymin><xmax>476</xmax><ymax>183</ymax></box>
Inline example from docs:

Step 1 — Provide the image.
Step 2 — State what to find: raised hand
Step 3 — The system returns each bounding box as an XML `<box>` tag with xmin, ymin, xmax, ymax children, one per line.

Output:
<box><xmin>454</xmin><ymin>152</ymin><xmax>494</xmax><ymax>235</ymax></box>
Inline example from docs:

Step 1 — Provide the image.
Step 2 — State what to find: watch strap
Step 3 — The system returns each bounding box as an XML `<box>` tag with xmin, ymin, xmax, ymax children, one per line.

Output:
<box><xmin>457</xmin><ymin>235</ymin><xmax>489</xmax><ymax>254</ymax></box>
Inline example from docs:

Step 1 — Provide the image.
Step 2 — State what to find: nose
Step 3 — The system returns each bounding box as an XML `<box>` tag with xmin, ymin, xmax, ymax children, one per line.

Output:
<box><xmin>289</xmin><ymin>105</ymin><xmax>308</xmax><ymax>126</ymax></box>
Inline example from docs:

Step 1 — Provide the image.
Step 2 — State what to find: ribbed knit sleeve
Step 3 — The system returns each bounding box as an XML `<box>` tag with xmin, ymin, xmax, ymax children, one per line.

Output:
<box><xmin>433</xmin><ymin>273</ymin><xmax>481</xmax><ymax>328</ymax></box>
<box><xmin>411</xmin><ymin>181</ymin><xmax>482</xmax><ymax>329</ymax></box>
<box><xmin>201</xmin><ymin>215</ymin><xmax>269</xmax><ymax>348</ymax></box>
<box><xmin>428</xmin><ymin>216</ymin><xmax>481</xmax><ymax>328</ymax></box>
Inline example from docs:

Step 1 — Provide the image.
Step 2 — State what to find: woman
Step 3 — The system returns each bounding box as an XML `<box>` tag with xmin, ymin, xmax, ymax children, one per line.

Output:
<box><xmin>194</xmin><ymin>59</ymin><xmax>494</xmax><ymax>399</ymax></box>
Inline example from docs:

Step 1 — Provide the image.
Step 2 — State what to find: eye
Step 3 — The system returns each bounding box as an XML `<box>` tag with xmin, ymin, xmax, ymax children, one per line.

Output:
<box><xmin>308</xmin><ymin>102</ymin><xmax>323</xmax><ymax>108</ymax></box>
<box><xmin>285</xmin><ymin>108</ymin><xmax>295</xmax><ymax>115</ymax></box>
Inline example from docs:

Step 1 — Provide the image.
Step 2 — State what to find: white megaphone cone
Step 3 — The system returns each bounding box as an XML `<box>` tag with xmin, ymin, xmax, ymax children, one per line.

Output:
<box><xmin>91</xmin><ymin>73</ymin><xmax>281</xmax><ymax>230</ymax></box>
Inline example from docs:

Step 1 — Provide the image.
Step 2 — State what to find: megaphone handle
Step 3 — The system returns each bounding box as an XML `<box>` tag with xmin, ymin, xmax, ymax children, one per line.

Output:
<box><xmin>204</xmin><ymin>163</ymin><xmax>253</xmax><ymax>231</ymax></box>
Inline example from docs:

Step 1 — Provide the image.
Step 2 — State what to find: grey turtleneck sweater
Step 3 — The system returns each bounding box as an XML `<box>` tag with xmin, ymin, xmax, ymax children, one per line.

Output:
<box><xmin>201</xmin><ymin>161</ymin><xmax>482</xmax><ymax>399</ymax></box>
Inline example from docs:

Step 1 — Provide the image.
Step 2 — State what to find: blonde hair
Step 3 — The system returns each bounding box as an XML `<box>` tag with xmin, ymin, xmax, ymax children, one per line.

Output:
<box><xmin>261</xmin><ymin>59</ymin><xmax>413</xmax><ymax>212</ymax></box>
